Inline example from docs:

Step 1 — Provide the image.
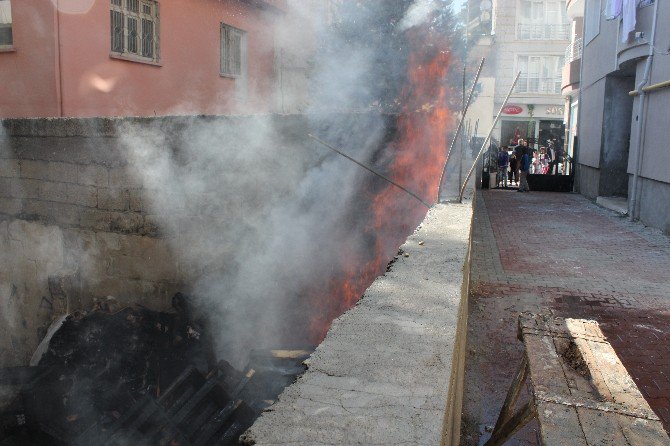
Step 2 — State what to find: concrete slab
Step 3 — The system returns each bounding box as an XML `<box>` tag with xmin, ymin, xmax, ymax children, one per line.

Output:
<box><xmin>243</xmin><ymin>202</ymin><xmax>474</xmax><ymax>446</ymax></box>
<box><xmin>596</xmin><ymin>195</ymin><xmax>628</xmax><ymax>215</ymax></box>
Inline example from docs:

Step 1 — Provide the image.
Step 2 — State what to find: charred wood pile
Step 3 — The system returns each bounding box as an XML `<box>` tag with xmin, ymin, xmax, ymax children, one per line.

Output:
<box><xmin>0</xmin><ymin>294</ymin><xmax>311</xmax><ymax>446</ymax></box>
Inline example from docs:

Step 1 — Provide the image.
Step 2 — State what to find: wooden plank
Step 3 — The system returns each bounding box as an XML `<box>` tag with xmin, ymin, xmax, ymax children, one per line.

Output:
<box><xmin>576</xmin><ymin>407</ymin><xmax>630</xmax><ymax>445</ymax></box>
<box><xmin>491</xmin><ymin>355</ymin><xmax>529</xmax><ymax>436</ymax></box>
<box><xmin>536</xmin><ymin>401</ymin><xmax>589</xmax><ymax>446</ymax></box>
<box><xmin>524</xmin><ymin>333</ymin><xmax>573</xmax><ymax>398</ymax></box>
<box><xmin>616</xmin><ymin>413</ymin><xmax>670</xmax><ymax>445</ymax></box>
<box><xmin>571</xmin><ymin>318</ymin><xmax>607</xmax><ymax>341</ymax></box>
<box><xmin>520</xmin><ymin>315</ymin><xmax>670</xmax><ymax>445</ymax></box>
<box><xmin>584</xmin><ymin>339</ymin><xmax>650</xmax><ymax>410</ymax></box>
<box><xmin>485</xmin><ymin>400</ymin><xmax>537</xmax><ymax>446</ymax></box>
<box><xmin>550</xmin><ymin>335</ymin><xmax>596</xmax><ymax>400</ymax></box>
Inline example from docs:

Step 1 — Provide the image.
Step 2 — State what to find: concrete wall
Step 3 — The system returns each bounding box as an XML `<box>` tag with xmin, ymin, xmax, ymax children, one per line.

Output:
<box><xmin>599</xmin><ymin>75</ymin><xmax>634</xmax><ymax>197</ymax></box>
<box><xmin>0</xmin><ymin>117</ymin><xmax>192</xmax><ymax>366</ymax></box>
<box><xmin>0</xmin><ymin>219</ymin><xmax>180</xmax><ymax>367</ymax></box>
<box><xmin>1</xmin><ymin>119</ymin><xmax>158</xmax><ymax>235</ymax></box>
<box><xmin>576</xmin><ymin>164</ymin><xmax>600</xmax><ymax>199</ymax></box>
<box><xmin>0</xmin><ymin>115</ymin><xmax>305</xmax><ymax>366</ymax></box>
<box><xmin>577</xmin><ymin>0</ymin><xmax>670</xmax><ymax>232</ymax></box>
<box><xmin>0</xmin><ymin>0</ymin><xmax>288</xmax><ymax>118</ymax></box>
<box><xmin>633</xmin><ymin>176</ymin><xmax>670</xmax><ymax>234</ymax></box>
<box><xmin>0</xmin><ymin>112</ymin><xmax>399</xmax><ymax>367</ymax></box>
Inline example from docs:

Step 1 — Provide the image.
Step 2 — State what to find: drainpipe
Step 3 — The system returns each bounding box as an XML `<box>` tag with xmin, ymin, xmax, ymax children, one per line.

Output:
<box><xmin>628</xmin><ymin>0</ymin><xmax>659</xmax><ymax>220</ymax></box>
<box><xmin>574</xmin><ymin>20</ymin><xmax>587</xmax><ymax>192</ymax></box>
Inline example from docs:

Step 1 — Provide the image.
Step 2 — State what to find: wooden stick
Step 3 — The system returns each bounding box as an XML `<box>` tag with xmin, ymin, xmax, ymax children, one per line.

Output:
<box><xmin>491</xmin><ymin>354</ymin><xmax>529</xmax><ymax>435</ymax></box>
<box><xmin>458</xmin><ymin>72</ymin><xmax>521</xmax><ymax>202</ymax></box>
<box><xmin>437</xmin><ymin>57</ymin><xmax>485</xmax><ymax>201</ymax></box>
<box><xmin>485</xmin><ymin>400</ymin><xmax>537</xmax><ymax>446</ymax></box>
<box><xmin>307</xmin><ymin>133</ymin><xmax>430</xmax><ymax>208</ymax></box>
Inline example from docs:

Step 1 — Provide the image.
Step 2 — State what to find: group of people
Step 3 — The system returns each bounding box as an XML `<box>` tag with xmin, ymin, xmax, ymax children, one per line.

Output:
<box><xmin>495</xmin><ymin>139</ymin><xmax>565</xmax><ymax>192</ymax></box>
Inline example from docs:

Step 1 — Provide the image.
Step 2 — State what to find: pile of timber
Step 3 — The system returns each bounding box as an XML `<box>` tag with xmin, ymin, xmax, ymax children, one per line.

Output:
<box><xmin>0</xmin><ymin>298</ymin><xmax>312</xmax><ymax>446</ymax></box>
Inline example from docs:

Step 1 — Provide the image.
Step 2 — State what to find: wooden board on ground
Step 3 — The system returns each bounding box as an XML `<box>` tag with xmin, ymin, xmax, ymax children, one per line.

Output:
<box><xmin>485</xmin><ymin>313</ymin><xmax>670</xmax><ymax>446</ymax></box>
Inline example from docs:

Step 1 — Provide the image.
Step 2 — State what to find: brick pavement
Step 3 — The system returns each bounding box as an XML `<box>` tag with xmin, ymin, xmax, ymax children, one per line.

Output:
<box><xmin>461</xmin><ymin>189</ymin><xmax>670</xmax><ymax>445</ymax></box>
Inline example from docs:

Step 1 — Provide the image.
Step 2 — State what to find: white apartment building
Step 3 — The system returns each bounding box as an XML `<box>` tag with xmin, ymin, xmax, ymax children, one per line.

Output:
<box><xmin>466</xmin><ymin>0</ymin><xmax>570</xmax><ymax>151</ymax></box>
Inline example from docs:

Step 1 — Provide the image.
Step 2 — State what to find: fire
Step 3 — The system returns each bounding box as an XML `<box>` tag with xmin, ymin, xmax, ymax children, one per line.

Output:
<box><xmin>305</xmin><ymin>26</ymin><xmax>456</xmax><ymax>344</ymax></box>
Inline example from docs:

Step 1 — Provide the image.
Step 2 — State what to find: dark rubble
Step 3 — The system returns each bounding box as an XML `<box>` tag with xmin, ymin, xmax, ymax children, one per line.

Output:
<box><xmin>0</xmin><ymin>295</ymin><xmax>312</xmax><ymax>446</ymax></box>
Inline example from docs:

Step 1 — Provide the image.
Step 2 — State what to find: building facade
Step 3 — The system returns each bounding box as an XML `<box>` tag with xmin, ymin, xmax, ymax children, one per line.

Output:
<box><xmin>0</xmin><ymin>0</ymin><xmax>304</xmax><ymax>118</ymax></box>
<box><xmin>574</xmin><ymin>0</ymin><xmax>669</xmax><ymax>231</ymax></box>
<box><xmin>467</xmin><ymin>0</ymin><xmax>570</xmax><ymax>152</ymax></box>
<box><xmin>560</xmin><ymin>0</ymin><xmax>583</xmax><ymax>169</ymax></box>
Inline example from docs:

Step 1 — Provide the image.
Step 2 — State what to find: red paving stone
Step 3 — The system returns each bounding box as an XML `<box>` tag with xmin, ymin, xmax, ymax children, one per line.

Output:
<box><xmin>461</xmin><ymin>189</ymin><xmax>670</xmax><ymax>445</ymax></box>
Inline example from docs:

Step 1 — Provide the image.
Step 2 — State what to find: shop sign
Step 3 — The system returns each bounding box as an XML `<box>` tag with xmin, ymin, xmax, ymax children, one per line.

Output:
<box><xmin>502</xmin><ymin>105</ymin><xmax>523</xmax><ymax>115</ymax></box>
<box><xmin>546</xmin><ymin>106</ymin><xmax>564</xmax><ymax>115</ymax></box>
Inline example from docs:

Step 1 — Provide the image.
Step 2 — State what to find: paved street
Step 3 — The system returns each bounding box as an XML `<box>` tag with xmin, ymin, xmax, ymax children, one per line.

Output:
<box><xmin>462</xmin><ymin>189</ymin><xmax>670</xmax><ymax>445</ymax></box>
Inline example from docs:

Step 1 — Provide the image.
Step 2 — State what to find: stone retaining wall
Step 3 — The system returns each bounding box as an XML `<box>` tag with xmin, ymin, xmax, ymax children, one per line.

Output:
<box><xmin>0</xmin><ymin>113</ymin><xmax>396</xmax><ymax>367</ymax></box>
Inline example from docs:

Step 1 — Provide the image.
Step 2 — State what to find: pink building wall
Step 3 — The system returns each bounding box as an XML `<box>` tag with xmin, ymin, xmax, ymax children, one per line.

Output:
<box><xmin>0</xmin><ymin>0</ymin><xmax>286</xmax><ymax>118</ymax></box>
<box><xmin>0</xmin><ymin>0</ymin><xmax>60</xmax><ymax>118</ymax></box>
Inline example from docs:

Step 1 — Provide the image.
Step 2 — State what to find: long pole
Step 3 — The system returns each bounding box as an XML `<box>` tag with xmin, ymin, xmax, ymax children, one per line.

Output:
<box><xmin>437</xmin><ymin>58</ymin><xmax>485</xmax><ymax>201</ymax></box>
<box><xmin>458</xmin><ymin>119</ymin><xmax>468</xmax><ymax>190</ymax></box>
<box><xmin>458</xmin><ymin>72</ymin><xmax>521</xmax><ymax>202</ymax></box>
<box><xmin>307</xmin><ymin>134</ymin><xmax>431</xmax><ymax>208</ymax></box>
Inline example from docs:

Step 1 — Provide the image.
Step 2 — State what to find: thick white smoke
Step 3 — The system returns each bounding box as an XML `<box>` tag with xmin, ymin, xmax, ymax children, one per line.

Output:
<box><xmin>118</xmin><ymin>0</ymin><xmax>448</xmax><ymax>367</ymax></box>
<box><xmin>399</xmin><ymin>0</ymin><xmax>442</xmax><ymax>31</ymax></box>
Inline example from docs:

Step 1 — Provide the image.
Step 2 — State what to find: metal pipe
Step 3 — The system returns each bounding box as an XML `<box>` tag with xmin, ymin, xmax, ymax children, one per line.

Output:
<box><xmin>628</xmin><ymin>78</ymin><xmax>670</xmax><ymax>96</ymax></box>
<box><xmin>458</xmin><ymin>72</ymin><xmax>521</xmax><ymax>202</ymax></box>
<box><xmin>307</xmin><ymin>134</ymin><xmax>431</xmax><ymax>208</ymax></box>
<box><xmin>629</xmin><ymin>0</ymin><xmax>660</xmax><ymax>220</ymax></box>
<box><xmin>437</xmin><ymin>58</ymin><xmax>485</xmax><ymax>200</ymax></box>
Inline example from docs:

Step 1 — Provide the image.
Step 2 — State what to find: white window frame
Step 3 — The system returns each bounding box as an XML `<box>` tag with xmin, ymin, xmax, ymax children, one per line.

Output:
<box><xmin>220</xmin><ymin>23</ymin><xmax>246</xmax><ymax>79</ymax></box>
<box><xmin>515</xmin><ymin>54</ymin><xmax>565</xmax><ymax>95</ymax></box>
<box><xmin>0</xmin><ymin>0</ymin><xmax>13</xmax><ymax>49</ymax></box>
<box><xmin>516</xmin><ymin>0</ymin><xmax>570</xmax><ymax>40</ymax></box>
<box><xmin>110</xmin><ymin>0</ymin><xmax>160</xmax><ymax>64</ymax></box>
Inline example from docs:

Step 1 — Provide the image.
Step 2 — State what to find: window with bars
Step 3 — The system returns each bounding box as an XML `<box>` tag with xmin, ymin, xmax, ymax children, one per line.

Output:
<box><xmin>220</xmin><ymin>23</ymin><xmax>245</xmax><ymax>78</ymax></box>
<box><xmin>110</xmin><ymin>0</ymin><xmax>159</xmax><ymax>62</ymax></box>
<box><xmin>0</xmin><ymin>0</ymin><xmax>12</xmax><ymax>47</ymax></box>
<box><xmin>516</xmin><ymin>55</ymin><xmax>564</xmax><ymax>94</ymax></box>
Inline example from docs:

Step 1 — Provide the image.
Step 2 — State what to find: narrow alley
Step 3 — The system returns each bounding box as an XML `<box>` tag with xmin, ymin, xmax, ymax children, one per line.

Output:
<box><xmin>462</xmin><ymin>189</ymin><xmax>670</xmax><ymax>444</ymax></box>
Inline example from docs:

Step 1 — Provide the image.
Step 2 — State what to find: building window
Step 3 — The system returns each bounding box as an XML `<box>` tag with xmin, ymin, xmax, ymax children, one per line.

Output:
<box><xmin>517</xmin><ymin>0</ymin><xmax>569</xmax><ymax>40</ymax></box>
<box><xmin>220</xmin><ymin>23</ymin><xmax>245</xmax><ymax>78</ymax></box>
<box><xmin>516</xmin><ymin>55</ymin><xmax>564</xmax><ymax>94</ymax></box>
<box><xmin>110</xmin><ymin>0</ymin><xmax>159</xmax><ymax>62</ymax></box>
<box><xmin>0</xmin><ymin>0</ymin><xmax>12</xmax><ymax>48</ymax></box>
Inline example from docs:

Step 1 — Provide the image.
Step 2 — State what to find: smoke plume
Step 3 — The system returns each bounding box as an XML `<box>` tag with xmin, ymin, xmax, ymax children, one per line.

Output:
<box><xmin>118</xmin><ymin>0</ymin><xmax>461</xmax><ymax>366</ymax></box>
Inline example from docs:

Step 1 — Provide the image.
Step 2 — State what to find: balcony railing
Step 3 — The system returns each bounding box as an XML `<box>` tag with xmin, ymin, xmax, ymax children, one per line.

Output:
<box><xmin>516</xmin><ymin>76</ymin><xmax>563</xmax><ymax>94</ymax></box>
<box><xmin>564</xmin><ymin>37</ymin><xmax>583</xmax><ymax>63</ymax></box>
<box><xmin>517</xmin><ymin>23</ymin><xmax>570</xmax><ymax>40</ymax></box>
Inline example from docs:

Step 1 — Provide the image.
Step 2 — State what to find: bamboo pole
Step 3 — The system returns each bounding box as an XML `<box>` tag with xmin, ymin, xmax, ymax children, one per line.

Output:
<box><xmin>437</xmin><ymin>58</ymin><xmax>485</xmax><ymax>201</ymax></box>
<box><xmin>307</xmin><ymin>134</ymin><xmax>431</xmax><ymax>208</ymax></box>
<box><xmin>458</xmin><ymin>72</ymin><xmax>521</xmax><ymax>202</ymax></box>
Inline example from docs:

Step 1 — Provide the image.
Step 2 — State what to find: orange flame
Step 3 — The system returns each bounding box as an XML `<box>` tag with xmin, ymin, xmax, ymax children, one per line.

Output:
<box><xmin>305</xmin><ymin>28</ymin><xmax>455</xmax><ymax>345</ymax></box>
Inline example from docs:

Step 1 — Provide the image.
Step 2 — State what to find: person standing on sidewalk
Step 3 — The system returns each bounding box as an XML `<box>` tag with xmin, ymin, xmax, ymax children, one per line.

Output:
<box><xmin>513</xmin><ymin>139</ymin><xmax>525</xmax><ymax>185</ymax></box>
<box><xmin>496</xmin><ymin>147</ymin><xmax>509</xmax><ymax>188</ymax></box>
<box><xmin>518</xmin><ymin>147</ymin><xmax>531</xmax><ymax>192</ymax></box>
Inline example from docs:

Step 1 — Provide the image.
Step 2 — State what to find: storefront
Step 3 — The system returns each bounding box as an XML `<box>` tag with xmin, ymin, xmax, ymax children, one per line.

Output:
<box><xmin>497</xmin><ymin>103</ymin><xmax>565</xmax><ymax>150</ymax></box>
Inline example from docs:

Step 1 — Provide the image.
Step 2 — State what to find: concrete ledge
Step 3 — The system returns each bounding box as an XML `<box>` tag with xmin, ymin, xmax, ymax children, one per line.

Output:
<box><xmin>596</xmin><ymin>195</ymin><xmax>628</xmax><ymax>216</ymax></box>
<box><xmin>243</xmin><ymin>201</ymin><xmax>474</xmax><ymax>445</ymax></box>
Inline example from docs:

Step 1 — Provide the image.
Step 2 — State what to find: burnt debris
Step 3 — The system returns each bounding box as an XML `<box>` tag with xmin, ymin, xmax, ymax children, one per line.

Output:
<box><xmin>0</xmin><ymin>294</ymin><xmax>312</xmax><ymax>446</ymax></box>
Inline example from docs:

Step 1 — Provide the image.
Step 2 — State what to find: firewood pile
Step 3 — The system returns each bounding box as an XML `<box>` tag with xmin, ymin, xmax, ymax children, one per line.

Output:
<box><xmin>0</xmin><ymin>294</ymin><xmax>311</xmax><ymax>446</ymax></box>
